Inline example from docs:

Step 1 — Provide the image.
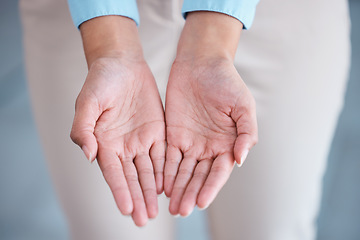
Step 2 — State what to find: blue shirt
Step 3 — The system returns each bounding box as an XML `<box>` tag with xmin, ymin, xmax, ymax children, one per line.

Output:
<box><xmin>68</xmin><ymin>0</ymin><xmax>259</xmax><ymax>29</ymax></box>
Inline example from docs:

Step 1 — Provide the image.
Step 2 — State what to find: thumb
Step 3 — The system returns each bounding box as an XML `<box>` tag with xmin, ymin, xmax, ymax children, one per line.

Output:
<box><xmin>70</xmin><ymin>96</ymin><xmax>99</xmax><ymax>163</ymax></box>
<box><xmin>232</xmin><ymin>99</ymin><xmax>258</xmax><ymax>167</ymax></box>
<box><xmin>234</xmin><ymin>134</ymin><xmax>254</xmax><ymax>167</ymax></box>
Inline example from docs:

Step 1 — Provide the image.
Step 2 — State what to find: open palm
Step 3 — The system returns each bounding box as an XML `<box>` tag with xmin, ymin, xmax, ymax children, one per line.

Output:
<box><xmin>70</xmin><ymin>58</ymin><xmax>165</xmax><ymax>226</ymax></box>
<box><xmin>164</xmin><ymin>59</ymin><xmax>258</xmax><ymax>216</ymax></box>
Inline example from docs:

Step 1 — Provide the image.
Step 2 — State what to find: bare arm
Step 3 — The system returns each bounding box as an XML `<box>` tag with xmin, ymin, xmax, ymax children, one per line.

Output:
<box><xmin>70</xmin><ymin>16</ymin><xmax>166</xmax><ymax>227</ymax></box>
<box><xmin>164</xmin><ymin>12</ymin><xmax>258</xmax><ymax>216</ymax></box>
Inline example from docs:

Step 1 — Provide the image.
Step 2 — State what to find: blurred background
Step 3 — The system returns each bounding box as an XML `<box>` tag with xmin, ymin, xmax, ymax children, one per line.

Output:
<box><xmin>0</xmin><ymin>1</ymin><xmax>359</xmax><ymax>239</ymax></box>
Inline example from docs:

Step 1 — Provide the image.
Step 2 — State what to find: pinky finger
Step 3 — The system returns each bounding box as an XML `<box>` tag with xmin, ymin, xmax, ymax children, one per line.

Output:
<box><xmin>164</xmin><ymin>145</ymin><xmax>183</xmax><ymax>197</ymax></box>
<box><xmin>150</xmin><ymin>140</ymin><xmax>166</xmax><ymax>194</ymax></box>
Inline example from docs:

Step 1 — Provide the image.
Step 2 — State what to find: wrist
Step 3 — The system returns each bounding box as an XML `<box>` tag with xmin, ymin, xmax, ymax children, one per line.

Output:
<box><xmin>80</xmin><ymin>15</ymin><xmax>144</xmax><ymax>67</ymax></box>
<box><xmin>175</xmin><ymin>11</ymin><xmax>243</xmax><ymax>63</ymax></box>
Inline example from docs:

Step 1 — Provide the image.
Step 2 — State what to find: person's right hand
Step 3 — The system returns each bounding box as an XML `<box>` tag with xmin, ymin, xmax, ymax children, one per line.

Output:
<box><xmin>70</xmin><ymin>16</ymin><xmax>165</xmax><ymax>227</ymax></box>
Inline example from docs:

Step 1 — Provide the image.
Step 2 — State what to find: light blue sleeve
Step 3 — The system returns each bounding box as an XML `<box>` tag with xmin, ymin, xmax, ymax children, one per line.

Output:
<box><xmin>182</xmin><ymin>0</ymin><xmax>260</xmax><ymax>29</ymax></box>
<box><xmin>67</xmin><ymin>0</ymin><xmax>140</xmax><ymax>28</ymax></box>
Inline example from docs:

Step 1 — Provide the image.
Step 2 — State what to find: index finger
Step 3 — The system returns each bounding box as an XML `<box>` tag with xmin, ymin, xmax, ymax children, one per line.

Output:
<box><xmin>97</xmin><ymin>149</ymin><xmax>133</xmax><ymax>215</ymax></box>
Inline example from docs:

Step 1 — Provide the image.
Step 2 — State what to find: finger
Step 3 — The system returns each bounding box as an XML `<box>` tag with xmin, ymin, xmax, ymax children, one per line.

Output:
<box><xmin>197</xmin><ymin>153</ymin><xmax>234</xmax><ymax>209</ymax></box>
<box><xmin>168</xmin><ymin>157</ymin><xmax>197</xmax><ymax>215</ymax></box>
<box><xmin>164</xmin><ymin>145</ymin><xmax>183</xmax><ymax>197</ymax></box>
<box><xmin>121</xmin><ymin>157</ymin><xmax>148</xmax><ymax>227</ymax></box>
<box><xmin>70</xmin><ymin>95</ymin><xmax>99</xmax><ymax>163</ymax></box>
<box><xmin>178</xmin><ymin>159</ymin><xmax>212</xmax><ymax>217</ymax></box>
<box><xmin>150</xmin><ymin>141</ymin><xmax>166</xmax><ymax>194</ymax></box>
<box><xmin>97</xmin><ymin>150</ymin><xmax>133</xmax><ymax>216</ymax></box>
<box><xmin>134</xmin><ymin>154</ymin><xmax>158</xmax><ymax>219</ymax></box>
<box><xmin>234</xmin><ymin>133</ymin><xmax>257</xmax><ymax>167</ymax></box>
<box><xmin>232</xmin><ymin>98</ymin><xmax>258</xmax><ymax>166</ymax></box>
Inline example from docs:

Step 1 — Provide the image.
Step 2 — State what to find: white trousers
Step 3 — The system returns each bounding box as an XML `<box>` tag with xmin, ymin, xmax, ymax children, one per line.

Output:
<box><xmin>20</xmin><ymin>0</ymin><xmax>350</xmax><ymax>239</ymax></box>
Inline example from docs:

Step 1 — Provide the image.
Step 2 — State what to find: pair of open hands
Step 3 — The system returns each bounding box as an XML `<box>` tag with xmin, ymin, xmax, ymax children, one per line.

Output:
<box><xmin>70</xmin><ymin>14</ymin><xmax>258</xmax><ymax>227</ymax></box>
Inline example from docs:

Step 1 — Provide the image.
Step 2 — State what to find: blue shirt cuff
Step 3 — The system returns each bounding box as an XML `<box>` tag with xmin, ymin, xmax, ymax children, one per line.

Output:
<box><xmin>67</xmin><ymin>0</ymin><xmax>140</xmax><ymax>28</ymax></box>
<box><xmin>182</xmin><ymin>0</ymin><xmax>259</xmax><ymax>29</ymax></box>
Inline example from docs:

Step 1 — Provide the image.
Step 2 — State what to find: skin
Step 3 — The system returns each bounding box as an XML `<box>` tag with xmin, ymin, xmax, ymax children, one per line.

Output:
<box><xmin>70</xmin><ymin>17</ymin><xmax>165</xmax><ymax>227</ymax></box>
<box><xmin>70</xmin><ymin>12</ymin><xmax>258</xmax><ymax>226</ymax></box>
<box><xmin>165</xmin><ymin>12</ymin><xmax>258</xmax><ymax>216</ymax></box>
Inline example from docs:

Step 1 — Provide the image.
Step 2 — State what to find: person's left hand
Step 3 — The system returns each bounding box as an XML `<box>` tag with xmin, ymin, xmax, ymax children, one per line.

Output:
<box><xmin>164</xmin><ymin>58</ymin><xmax>258</xmax><ymax>217</ymax></box>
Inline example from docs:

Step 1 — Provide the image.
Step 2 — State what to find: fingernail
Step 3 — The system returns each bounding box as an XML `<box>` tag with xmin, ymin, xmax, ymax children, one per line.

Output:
<box><xmin>182</xmin><ymin>208</ymin><xmax>194</xmax><ymax>217</ymax></box>
<box><xmin>237</xmin><ymin>149</ymin><xmax>249</xmax><ymax>168</ymax></box>
<box><xmin>198</xmin><ymin>205</ymin><xmax>209</xmax><ymax>211</ymax></box>
<box><xmin>82</xmin><ymin>146</ymin><xmax>92</xmax><ymax>163</ymax></box>
<box><xmin>89</xmin><ymin>152</ymin><xmax>93</xmax><ymax>163</ymax></box>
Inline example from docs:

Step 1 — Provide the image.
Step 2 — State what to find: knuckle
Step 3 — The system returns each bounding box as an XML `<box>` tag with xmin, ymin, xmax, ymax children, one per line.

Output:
<box><xmin>69</xmin><ymin>130</ymin><xmax>77</xmax><ymax>142</ymax></box>
<box><xmin>142</xmin><ymin>188</ymin><xmax>156</xmax><ymax>196</ymax></box>
<box><xmin>172</xmin><ymin>186</ymin><xmax>185</xmax><ymax>193</ymax></box>
<box><xmin>164</xmin><ymin>174</ymin><xmax>175</xmax><ymax>180</ymax></box>
<box><xmin>112</xmin><ymin>185</ymin><xmax>129</xmax><ymax>194</ymax></box>
<box><xmin>184</xmin><ymin>188</ymin><xmax>199</xmax><ymax>196</ymax></box>
<box><xmin>193</xmin><ymin>171</ymin><xmax>208</xmax><ymax>180</ymax></box>
<box><xmin>125</xmin><ymin>174</ymin><xmax>139</xmax><ymax>183</ymax></box>
<box><xmin>138</xmin><ymin>168</ymin><xmax>154</xmax><ymax>176</ymax></box>
<box><xmin>154</xmin><ymin>169</ymin><xmax>164</xmax><ymax>175</ymax></box>
<box><xmin>178</xmin><ymin>168</ymin><xmax>193</xmax><ymax>177</ymax></box>
<box><xmin>102</xmin><ymin>163</ymin><xmax>122</xmax><ymax>177</ymax></box>
<box><xmin>104</xmin><ymin>163</ymin><xmax>122</xmax><ymax>171</ymax></box>
<box><xmin>151</xmin><ymin>154</ymin><xmax>165</xmax><ymax>163</ymax></box>
<box><xmin>70</xmin><ymin>128</ymin><xmax>90</xmax><ymax>146</ymax></box>
<box><xmin>132</xmin><ymin>195</ymin><xmax>145</xmax><ymax>203</ymax></box>
<box><xmin>121</xmin><ymin>156</ymin><xmax>134</xmax><ymax>163</ymax></box>
<box><xmin>166</xmin><ymin>158</ymin><xmax>180</xmax><ymax>166</ymax></box>
<box><xmin>211</xmin><ymin>165</ymin><xmax>228</xmax><ymax>174</ymax></box>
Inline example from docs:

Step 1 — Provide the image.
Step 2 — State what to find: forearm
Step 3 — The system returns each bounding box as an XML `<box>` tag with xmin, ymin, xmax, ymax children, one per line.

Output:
<box><xmin>79</xmin><ymin>16</ymin><xmax>143</xmax><ymax>68</ymax></box>
<box><xmin>176</xmin><ymin>11</ymin><xmax>243</xmax><ymax>62</ymax></box>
